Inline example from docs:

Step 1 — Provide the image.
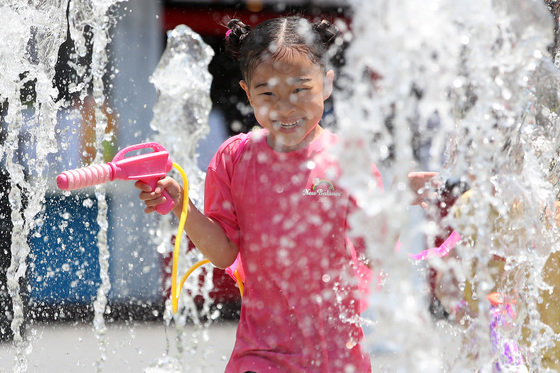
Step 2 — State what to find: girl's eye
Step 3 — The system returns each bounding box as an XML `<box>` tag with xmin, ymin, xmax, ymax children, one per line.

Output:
<box><xmin>260</xmin><ymin>92</ymin><xmax>274</xmax><ymax>96</ymax></box>
<box><xmin>294</xmin><ymin>88</ymin><xmax>310</xmax><ymax>94</ymax></box>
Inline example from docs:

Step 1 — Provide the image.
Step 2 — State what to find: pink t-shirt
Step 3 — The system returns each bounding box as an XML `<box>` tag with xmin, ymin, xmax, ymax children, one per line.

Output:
<box><xmin>205</xmin><ymin>129</ymin><xmax>378</xmax><ymax>373</ymax></box>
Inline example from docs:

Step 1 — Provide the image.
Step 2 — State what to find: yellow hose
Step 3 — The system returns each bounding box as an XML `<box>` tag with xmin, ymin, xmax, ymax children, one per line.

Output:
<box><xmin>234</xmin><ymin>270</ymin><xmax>244</xmax><ymax>296</ymax></box>
<box><xmin>178</xmin><ymin>258</ymin><xmax>211</xmax><ymax>296</ymax></box>
<box><xmin>170</xmin><ymin>162</ymin><xmax>242</xmax><ymax>314</ymax></box>
<box><xmin>170</xmin><ymin>162</ymin><xmax>201</xmax><ymax>314</ymax></box>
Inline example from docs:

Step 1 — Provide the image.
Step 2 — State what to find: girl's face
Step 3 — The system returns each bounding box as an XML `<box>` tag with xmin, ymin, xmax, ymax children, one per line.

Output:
<box><xmin>240</xmin><ymin>50</ymin><xmax>334</xmax><ymax>152</ymax></box>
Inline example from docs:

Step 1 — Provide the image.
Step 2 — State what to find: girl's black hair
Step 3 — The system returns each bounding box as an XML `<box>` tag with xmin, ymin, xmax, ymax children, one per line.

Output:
<box><xmin>225</xmin><ymin>17</ymin><xmax>343</xmax><ymax>81</ymax></box>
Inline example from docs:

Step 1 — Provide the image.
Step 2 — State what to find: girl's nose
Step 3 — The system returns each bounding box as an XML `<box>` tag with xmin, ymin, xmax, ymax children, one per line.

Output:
<box><xmin>273</xmin><ymin>97</ymin><xmax>296</xmax><ymax>117</ymax></box>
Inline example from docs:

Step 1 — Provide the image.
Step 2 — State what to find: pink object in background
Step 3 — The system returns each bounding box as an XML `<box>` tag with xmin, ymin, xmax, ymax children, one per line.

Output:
<box><xmin>410</xmin><ymin>230</ymin><xmax>461</xmax><ymax>260</ymax></box>
<box><xmin>56</xmin><ymin>142</ymin><xmax>174</xmax><ymax>214</ymax></box>
<box><xmin>225</xmin><ymin>254</ymin><xmax>245</xmax><ymax>284</ymax></box>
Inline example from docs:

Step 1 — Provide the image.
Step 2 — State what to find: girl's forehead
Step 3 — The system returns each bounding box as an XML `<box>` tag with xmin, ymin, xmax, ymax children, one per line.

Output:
<box><xmin>250</xmin><ymin>51</ymin><xmax>322</xmax><ymax>84</ymax></box>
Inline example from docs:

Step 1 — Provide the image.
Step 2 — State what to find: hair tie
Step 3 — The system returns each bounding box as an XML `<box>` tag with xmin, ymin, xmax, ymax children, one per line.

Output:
<box><xmin>225</xmin><ymin>29</ymin><xmax>232</xmax><ymax>39</ymax></box>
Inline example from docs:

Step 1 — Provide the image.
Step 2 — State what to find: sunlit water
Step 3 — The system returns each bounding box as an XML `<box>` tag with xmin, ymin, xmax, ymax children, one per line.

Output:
<box><xmin>335</xmin><ymin>0</ymin><xmax>560</xmax><ymax>371</ymax></box>
<box><xmin>0</xmin><ymin>0</ymin><xmax>126</xmax><ymax>372</ymax></box>
<box><xmin>1</xmin><ymin>0</ymin><xmax>560</xmax><ymax>372</ymax></box>
<box><xmin>1</xmin><ymin>2</ymin><xmax>67</xmax><ymax>372</ymax></box>
<box><xmin>147</xmin><ymin>25</ymin><xmax>215</xmax><ymax>372</ymax></box>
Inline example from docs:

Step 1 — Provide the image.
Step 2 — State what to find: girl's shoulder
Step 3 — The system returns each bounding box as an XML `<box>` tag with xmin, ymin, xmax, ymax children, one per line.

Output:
<box><xmin>210</xmin><ymin>131</ymin><xmax>256</xmax><ymax>171</ymax></box>
<box><xmin>218</xmin><ymin>131</ymin><xmax>253</xmax><ymax>154</ymax></box>
<box><xmin>216</xmin><ymin>132</ymin><xmax>250</xmax><ymax>154</ymax></box>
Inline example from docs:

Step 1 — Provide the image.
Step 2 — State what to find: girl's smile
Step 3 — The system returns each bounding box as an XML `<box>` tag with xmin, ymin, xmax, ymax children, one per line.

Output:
<box><xmin>273</xmin><ymin>118</ymin><xmax>304</xmax><ymax>131</ymax></box>
<box><xmin>240</xmin><ymin>49</ymin><xmax>334</xmax><ymax>153</ymax></box>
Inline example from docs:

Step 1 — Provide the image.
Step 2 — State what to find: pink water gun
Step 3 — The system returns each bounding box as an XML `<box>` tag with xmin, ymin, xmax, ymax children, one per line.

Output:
<box><xmin>56</xmin><ymin>142</ymin><xmax>174</xmax><ymax>214</ymax></box>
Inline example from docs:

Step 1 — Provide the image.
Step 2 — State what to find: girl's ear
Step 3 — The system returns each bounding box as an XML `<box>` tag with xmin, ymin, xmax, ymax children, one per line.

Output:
<box><xmin>323</xmin><ymin>70</ymin><xmax>335</xmax><ymax>100</ymax></box>
<box><xmin>239</xmin><ymin>80</ymin><xmax>253</xmax><ymax>105</ymax></box>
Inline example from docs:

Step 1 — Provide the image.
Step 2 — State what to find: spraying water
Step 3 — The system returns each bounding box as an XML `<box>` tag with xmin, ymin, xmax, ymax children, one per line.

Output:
<box><xmin>0</xmin><ymin>0</ymin><xmax>124</xmax><ymax>371</ymax></box>
<box><xmin>75</xmin><ymin>1</ymin><xmax>128</xmax><ymax>370</ymax></box>
<box><xmin>53</xmin><ymin>0</ymin><xmax>127</xmax><ymax>370</ymax></box>
<box><xmin>147</xmin><ymin>24</ymin><xmax>215</xmax><ymax>372</ymax></box>
<box><xmin>336</xmin><ymin>0</ymin><xmax>560</xmax><ymax>371</ymax></box>
<box><xmin>0</xmin><ymin>1</ymin><xmax>67</xmax><ymax>371</ymax></box>
<box><xmin>1</xmin><ymin>4</ymin><xmax>217</xmax><ymax>370</ymax></box>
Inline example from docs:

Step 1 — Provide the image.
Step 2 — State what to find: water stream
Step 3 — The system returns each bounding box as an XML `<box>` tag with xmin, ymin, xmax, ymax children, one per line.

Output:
<box><xmin>335</xmin><ymin>0</ymin><xmax>560</xmax><ymax>371</ymax></box>
<box><xmin>1</xmin><ymin>2</ymin><xmax>67</xmax><ymax>371</ymax></box>
<box><xmin>83</xmin><ymin>1</ymin><xmax>126</xmax><ymax>370</ymax></box>
<box><xmin>147</xmin><ymin>24</ymin><xmax>215</xmax><ymax>372</ymax></box>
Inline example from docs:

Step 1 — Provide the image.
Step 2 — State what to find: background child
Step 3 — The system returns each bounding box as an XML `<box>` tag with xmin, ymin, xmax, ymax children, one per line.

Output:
<box><xmin>136</xmin><ymin>16</ymin><xmax>434</xmax><ymax>372</ymax></box>
<box><xmin>433</xmin><ymin>187</ymin><xmax>560</xmax><ymax>371</ymax></box>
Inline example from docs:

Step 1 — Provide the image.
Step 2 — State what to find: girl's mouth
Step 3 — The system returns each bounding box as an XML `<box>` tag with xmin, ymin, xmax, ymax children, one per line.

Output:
<box><xmin>275</xmin><ymin>119</ymin><xmax>304</xmax><ymax>129</ymax></box>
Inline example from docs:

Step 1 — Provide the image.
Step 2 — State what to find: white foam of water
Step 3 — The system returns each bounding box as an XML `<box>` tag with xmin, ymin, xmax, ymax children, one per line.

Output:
<box><xmin>335</xmin><ymin>0</ymin><xmax>560</xmax><ymax>370</ymax></box>
<box><xmin>0</xmin><ymin>2</ymin><xmax>67</xmax><ymax>371</ymax></box>
<box><xmin>147</xmin><ymin>24</ymin><xmax>215</xmax><ymax>371</ymax></box>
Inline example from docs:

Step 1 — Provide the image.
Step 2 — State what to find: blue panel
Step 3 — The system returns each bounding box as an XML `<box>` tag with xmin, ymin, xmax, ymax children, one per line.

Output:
<box><xmin>28</xmin><ymin>193</ymin><xmax>112</xmax><ymax>304</ymax></box>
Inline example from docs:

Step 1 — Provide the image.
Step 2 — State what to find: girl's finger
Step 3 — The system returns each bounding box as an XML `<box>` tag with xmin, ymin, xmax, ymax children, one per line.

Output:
<box><xmin>134</xmin><ymin>180</ymin><xmax>152</xmax><ymax>192</ymax></box>
<box><xmin>157</xmin><ymin>177</ymin><xmax>181</xmax><ymax>196</ymax></box>
<box><xmin>144</xmin><ymin>195</ymin><xmax>167</xmax><ymax>207</ymax></box>
<box><xmin>138</xmin><ymin>190</ymin><xmax>158</xmax><ymax>201</ymax></box>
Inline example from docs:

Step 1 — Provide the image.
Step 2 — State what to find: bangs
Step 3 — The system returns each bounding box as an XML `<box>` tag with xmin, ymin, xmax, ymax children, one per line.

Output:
<box><xmin>245</xmin><ymin>45</ymin><xmax>323</xmax><ymax>82</ymax></box>
<box><xmin>271</xmin><ymin>45</ymin><xmax>311</xmax><ymax>63</ymax></box>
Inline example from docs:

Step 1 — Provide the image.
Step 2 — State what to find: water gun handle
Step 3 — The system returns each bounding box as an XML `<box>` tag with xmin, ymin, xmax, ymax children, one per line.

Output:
<box><xmin>57</xmin><ymin>164</ymin><xmax>113</xmax><ymax>190</ymax></box>
<box><xmin>140</xmin><ymin>176</ymin><xmax>175</xmax><ymax>215</ymax></box>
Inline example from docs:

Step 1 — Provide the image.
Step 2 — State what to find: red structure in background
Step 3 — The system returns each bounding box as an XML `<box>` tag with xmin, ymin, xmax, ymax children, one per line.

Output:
<box><xmin>162</xmin><ymin>1</ymin><xmax>350</xmax><ymax>36</ymax></box>
<box><xmin>164</xmin><ymin>6</ymin><xmax>288</xmax><ymax>35</ymax></box>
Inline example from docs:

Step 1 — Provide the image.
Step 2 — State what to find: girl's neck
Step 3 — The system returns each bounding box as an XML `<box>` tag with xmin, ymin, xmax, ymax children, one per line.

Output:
<box><xmin>267</xmin><ymin>125</ymin><xmax>324</xmax><ymax>153</ymax></box>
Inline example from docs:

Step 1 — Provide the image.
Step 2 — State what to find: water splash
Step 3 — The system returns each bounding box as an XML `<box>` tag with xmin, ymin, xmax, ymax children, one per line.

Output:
<box><xmin>150</xmin><ymin>24</ymin><xmax>214</xmax><ymax>205</ymax></box>
<box><xmin>336</xmin><ymin>0</ymin><xmax>559</xmax><ymax>370</ymax></box>
<box><xmin>147</xmin><ymin>24</ymin><xmax>215</xmax><ymax>371</ymax></box>
<box><xmin>2</xmin><ymin>4</ymin><xmax>214</xmax><ymax>372</ymax></box>
<box><xmin>2</xmin><ymin>0</ymin><xmax>125</xmax><ymax>371</ymax></box>
<box><xmin>0</xmin><ymin>1</ymin><xmax>67</xmax><ymax>371</ymax></box>
<box><xmin>70</xmin><ymin>1</ymin><xmax>129</xmax><ymax>371</ymax></box>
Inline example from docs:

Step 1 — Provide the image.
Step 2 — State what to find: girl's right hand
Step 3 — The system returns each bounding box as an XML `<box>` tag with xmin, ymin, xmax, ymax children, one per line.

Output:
<box><xmin>135</xmin><ymin>176</ymin><xmax>183</xmax><ymax>215</ymax></box>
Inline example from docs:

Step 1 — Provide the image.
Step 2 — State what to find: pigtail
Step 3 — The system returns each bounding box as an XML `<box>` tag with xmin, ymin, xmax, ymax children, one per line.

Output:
<box><xmin>225</xmin><ymin>19</ymin><xmax>252</xmax><ymax>60</ymax></box>
<box><xmin>313</xmin><ymin>19</ymin><xmax>346</xmax><ymax>68</ymax></box>
<box><xmin>313</xmin><ymin>20</ymin><xmax>338</xmax><ymax>49</ymax></box>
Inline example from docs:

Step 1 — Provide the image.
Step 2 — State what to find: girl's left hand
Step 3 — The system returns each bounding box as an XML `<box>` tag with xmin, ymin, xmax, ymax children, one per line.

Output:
<box><xmin>408</xmin><ymin>171</ymin><xmax>438</xmax><ymax>208</ymax></box>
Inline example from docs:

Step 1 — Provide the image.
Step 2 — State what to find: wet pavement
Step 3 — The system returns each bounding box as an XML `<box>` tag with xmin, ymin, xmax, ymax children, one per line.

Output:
<box><xmin>0</xmin><ymin>318</ymin><xmax>455</xmax><ymax>372</ymax></box>
<box><xmin>0</xmin><ymin>320</ymin><xmax>237</xmax><ymax>372</ymax></box>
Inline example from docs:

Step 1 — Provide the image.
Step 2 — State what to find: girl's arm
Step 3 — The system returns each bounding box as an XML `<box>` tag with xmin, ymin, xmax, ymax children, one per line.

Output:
<box><xmin>135</xmin><ymin>177</ymin><xmax>239</xmax><ymax>269</ymax></box>
<box><xmin>408</xmin><ymin>171</ymin><xmax>438</xmax><ymax>207</ymax></box>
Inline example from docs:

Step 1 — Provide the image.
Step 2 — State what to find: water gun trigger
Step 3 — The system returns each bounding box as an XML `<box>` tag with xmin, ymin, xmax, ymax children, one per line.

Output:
<box><xmin>141</xmin><ymin>176</ymin><xmax>175</xmax><ymax>215</ymax></box>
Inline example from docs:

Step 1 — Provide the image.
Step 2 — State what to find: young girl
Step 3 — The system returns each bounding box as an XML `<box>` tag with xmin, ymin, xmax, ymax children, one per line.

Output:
<box><xmin>137</xmin><ymin>16</ymin><xmax>434</xmax><ymax>373</ymax></box>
